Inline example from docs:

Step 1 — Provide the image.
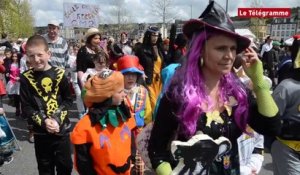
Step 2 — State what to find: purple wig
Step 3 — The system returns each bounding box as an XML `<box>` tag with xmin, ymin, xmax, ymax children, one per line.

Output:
<box><xmin>169</xmin><ymin>30</ymin><xmax>249</xmax><ymax>138</ymax></box>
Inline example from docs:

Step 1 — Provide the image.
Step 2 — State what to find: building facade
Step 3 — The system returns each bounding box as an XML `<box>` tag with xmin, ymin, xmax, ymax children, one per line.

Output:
<box><xmin>267</xmin><ymin>8</ymin><xmax>300</xmax><ymax>41</ymax></box>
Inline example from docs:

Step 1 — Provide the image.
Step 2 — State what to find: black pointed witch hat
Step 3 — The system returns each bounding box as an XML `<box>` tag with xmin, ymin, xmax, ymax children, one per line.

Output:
<box><xmin>183</xmin><ymin>1</ymin><xmax>250</xmax><ymax>53</ymax></box>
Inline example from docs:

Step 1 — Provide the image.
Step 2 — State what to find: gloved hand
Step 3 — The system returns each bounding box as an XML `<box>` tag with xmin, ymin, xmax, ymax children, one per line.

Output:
<box><xmin>155</xmin><ymin>162</ymin><xmax>172</xmax><ymax>175</ymax></box>
<box><xmin>242</xmin><ymin>47</ymin><xmax>278</xmax><ymax>117</ymax></box>
<box><xmin>242</xmin><ymin>48</ymin><xmax>270</xmax><ymax>91</ymax></box>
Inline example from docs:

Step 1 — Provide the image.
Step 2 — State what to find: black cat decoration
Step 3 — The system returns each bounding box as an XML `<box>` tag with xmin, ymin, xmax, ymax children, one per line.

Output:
<box><xmin>171</xmin><ymin>133</ymin><xmax>231</xmax><ymax>175</ymax></box>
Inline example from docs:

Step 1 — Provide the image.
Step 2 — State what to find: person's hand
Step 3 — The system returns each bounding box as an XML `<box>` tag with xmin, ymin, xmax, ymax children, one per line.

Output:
<box><xmin>45</xmin><ymin>118</ymin><xmax>60</xmax><ymax>133</ymax></box>
<box><xmin>15</xmin><ymin>77</ymin><xmax>20</xmax><ymax>81</ymax></box>
<box><xmin>5</xmin><ymin>73</ymin><xmax>9</xmax><ymax>77</ymax></box>
<box><xmin>241</xmin><ymin>47</ymin><xmax>264</xmax><ymax>86</ymax></box>
<box><xmin>250</xmin><ymin>169</ymin><xmax>257</xmax><ymax>175</ymax></box>
<box><xmin>142</xmin><ymin>74</ymin><xmax>147</xmax><ymax>81</ymax></box>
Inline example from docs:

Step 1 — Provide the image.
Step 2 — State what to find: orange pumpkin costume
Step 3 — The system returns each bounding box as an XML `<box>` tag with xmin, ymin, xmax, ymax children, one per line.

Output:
<box><xmin>71</xmin><ymin>69</ymin><xmax>136</xmax><ymax>175</ymax></box>
<box><xmin>71</xmin><ymin>114</ymin><xmax>136</xmax><ymax>175</ymax></box>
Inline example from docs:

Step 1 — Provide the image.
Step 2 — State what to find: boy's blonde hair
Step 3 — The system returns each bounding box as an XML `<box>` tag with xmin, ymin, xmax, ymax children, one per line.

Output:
<box><xmin>25</xmin><ymin>35</ymin><xmax>49</xmax><ymax>52</ymax></box>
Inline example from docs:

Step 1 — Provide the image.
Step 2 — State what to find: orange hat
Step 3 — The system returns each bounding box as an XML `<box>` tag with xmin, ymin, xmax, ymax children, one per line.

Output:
<box><xmin>117</xmin><ymin>55</ymin><xmax>144</xmax><ymax>75</ymax></box>
<box><xmin>83</xmin><ymin>69</ymin><xmax>124</xmax><ymax>107</ymax></box>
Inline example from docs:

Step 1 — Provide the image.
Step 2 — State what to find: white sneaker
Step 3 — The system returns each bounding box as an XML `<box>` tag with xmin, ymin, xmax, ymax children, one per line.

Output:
<box><xmin>3</xmin><ymin>156</ymin><xmax>13</xmax><ymax>165</ymax></box>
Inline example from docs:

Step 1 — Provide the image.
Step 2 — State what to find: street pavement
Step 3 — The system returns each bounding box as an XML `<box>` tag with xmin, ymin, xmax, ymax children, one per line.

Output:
<box><xmin>0</xmin><ymin>99</ymin><xmax>274</xmax><ymax>175</ymax></box>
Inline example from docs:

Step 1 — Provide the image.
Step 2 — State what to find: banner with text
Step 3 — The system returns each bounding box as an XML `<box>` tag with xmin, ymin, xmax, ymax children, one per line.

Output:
<box><xmin>63</xmin><ymin>3</ymin><xmax>99</xmax><ymax>28</ymax></box>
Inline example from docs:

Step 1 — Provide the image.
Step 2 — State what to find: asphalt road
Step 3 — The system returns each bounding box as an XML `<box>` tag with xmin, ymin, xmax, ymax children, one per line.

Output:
<box><xmin>0</xmin><ymin>99</ymin><xmax>274</xmax><ymax>175</ymax></box>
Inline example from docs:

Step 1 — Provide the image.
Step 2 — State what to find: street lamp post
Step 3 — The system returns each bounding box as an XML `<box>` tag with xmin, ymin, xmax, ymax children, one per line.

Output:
<box><xmin>226</xmin><ymin>0</ymin><xmax>228</xmax><ymax>13</ymax></box>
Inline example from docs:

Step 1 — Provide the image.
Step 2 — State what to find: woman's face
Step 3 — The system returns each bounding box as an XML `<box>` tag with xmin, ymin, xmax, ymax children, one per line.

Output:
<box><xmin>151</xmin><ymin>32</ymin><xmax>159</xmax><ymax>44</ymax></box>
<box><xmin>111</xmin><ymin>87</ymin><xmax>126</xmax><ymax>106</ymax></box>
<box><xmin>124</xmin><ymin>72</ymin><xmax>138</xmax><ymax>89</ymax></box>
<box><xmin>202</xmin><ymin>34</ymin><xmax>237</xmax><ymax>76</ymax></box>
<box><xmin>90</xmin><ymin>34</ymin><xmax>101</xmax><ymax>47</ymax></box>
<box><xmin>121</xmin><ymin>33</ymin><xmax>127</xmax><ymax>42</ymax></box>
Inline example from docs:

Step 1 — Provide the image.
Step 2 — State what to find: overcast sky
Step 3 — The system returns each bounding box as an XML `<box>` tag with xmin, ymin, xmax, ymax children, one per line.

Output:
<box><xmin>31</xmin><ymin>0</ymin><xmax>299</xmax><ymax>26</ymax></box>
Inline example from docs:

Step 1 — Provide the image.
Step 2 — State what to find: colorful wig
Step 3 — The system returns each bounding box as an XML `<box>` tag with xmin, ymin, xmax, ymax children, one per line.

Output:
<box><xmin>169</xmin><ymin>30</ymin><xmax>249</xmax><ymax>137</ymax></box>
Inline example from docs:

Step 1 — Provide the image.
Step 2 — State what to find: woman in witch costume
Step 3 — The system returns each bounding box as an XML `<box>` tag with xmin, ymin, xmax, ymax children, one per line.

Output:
<box><xmin>148</xmin><ymin>1</ymin><xmax>281</xmax><ymax>175</ymax></box>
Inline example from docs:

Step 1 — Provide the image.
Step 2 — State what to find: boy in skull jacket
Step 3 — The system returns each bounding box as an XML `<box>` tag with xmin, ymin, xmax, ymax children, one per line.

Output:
<box><xmin>20</xmin><ymin>35</ymin><xmax>73</xmax><ymax>175</ymax></box>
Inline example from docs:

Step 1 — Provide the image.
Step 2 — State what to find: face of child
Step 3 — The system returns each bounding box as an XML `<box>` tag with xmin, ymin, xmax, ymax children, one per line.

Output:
<box><xmin>124</xmin><ymin>72</ymin><xmax>138</xmax><ymax>90</ymax></box>
<box><xmin>93</xmin><ymin>59</ymin><xmax>107</xmax><ymax>71</ymax></box>
<box><xmin>26</xmin><ymin>45</ymin><xmax>51</xmax><ymax>71</ymax></box>
<box><xmin>4</xmin><ymin>51</ymin><xmax>12</xmax><ymax>58</ymax></box>
<box><xmin>12</xmin><ymin>53</ymin><xmax>18</xmax><ymax>62</ymax></box>
<box><xmin>111</xmin><ymin>86</ymin><xmax>126</xmax><ymax>106</ymax></box>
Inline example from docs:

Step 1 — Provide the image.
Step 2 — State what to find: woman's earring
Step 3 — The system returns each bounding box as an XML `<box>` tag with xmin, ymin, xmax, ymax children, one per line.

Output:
<box><xmin>200</xmin><ymin>58</ymin><xmax>204</xmax><ymax>67</ymax></box>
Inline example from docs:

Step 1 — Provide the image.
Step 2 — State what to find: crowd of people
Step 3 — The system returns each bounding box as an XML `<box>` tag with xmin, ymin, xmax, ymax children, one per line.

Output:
<box><xmin>0</xmin><ymin>1</ymin><xmax>299</xmax><ymax>175</ymax></box>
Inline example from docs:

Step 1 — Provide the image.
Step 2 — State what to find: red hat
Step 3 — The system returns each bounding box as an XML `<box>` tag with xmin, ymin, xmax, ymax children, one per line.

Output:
<box><xmin>117</xmin><ymin>55</ymin><xmax>144</xmax><ymax>75</ymax></box>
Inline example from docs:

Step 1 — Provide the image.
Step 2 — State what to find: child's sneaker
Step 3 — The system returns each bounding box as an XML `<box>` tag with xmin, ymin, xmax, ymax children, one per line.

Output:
<box><xmin>3</xmin><ymin>156</ymin><xmax>13</xmax><ymax>165</ymax></box>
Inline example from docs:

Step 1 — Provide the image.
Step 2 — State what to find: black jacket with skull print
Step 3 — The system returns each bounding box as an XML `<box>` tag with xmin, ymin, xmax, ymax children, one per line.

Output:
<box><xmin>20</xmin><ymin>66</ymin><xmax>73</xmax><ymax>135</ymax></box>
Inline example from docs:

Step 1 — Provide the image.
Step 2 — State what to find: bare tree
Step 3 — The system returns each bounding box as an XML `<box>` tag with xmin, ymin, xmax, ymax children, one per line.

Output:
<box><xmin>150</xmin><ymin>0</ymin><xmax>177</xmax><ymax>38</ymax></box>
<box><xmin>151</xmin><ymin>0</ymin><xmax>176</xmax><ymax>25</ymax></box>
<box><xmin>108</xmin><ymin>0</ymin><xmax>136</xmax><ymax>38</ymax></box>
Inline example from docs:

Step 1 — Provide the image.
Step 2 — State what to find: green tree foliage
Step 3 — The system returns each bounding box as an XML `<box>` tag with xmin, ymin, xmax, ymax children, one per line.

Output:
<box><xmin>0</xmin><ymin>0</ymin><xmax>34</xmax><ymax>38</ymax></box>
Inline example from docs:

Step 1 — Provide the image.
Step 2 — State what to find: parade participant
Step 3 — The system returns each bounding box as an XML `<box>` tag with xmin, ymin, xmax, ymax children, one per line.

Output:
<box><xmin>0</xmin><ymin>33</ymin><xmax>12</xmax><ymax>49</ymax></box>
<box><xmin>77</xmin><ymin>27</ymin><xmax>102</xmax><ymax>87</ymax></box>
<box><xmin>43</xmin><ymin>20</ymin><xmax>69</xmax><ymax>68</ymax></box>
<box><xmin>3</xmin><ymin>48</ymin><xmax>12</xmax><ymax>84</ymax></box>
<box><xmin>67</xmin><ymin>43</ymin><xmax>85</xmax><ymax>119</ymax></box>
<box><xmin>20</xmin><ymin>35</ymin><xmax>73</xmax><ymax>175</ymax></box>
<box><xmin>260</xmin><ymin>36</ymin><xmax>273</xmax><ymax>57</ymax></box>
<box><xmin>109</xmin><ymin>43</ymin><xmax>124</xmax><ymax>70</ymax></box>
<box><xmin>271</xmin><ymin>34</ymin><xmax>300</xmax><ymax>175</ymax></box>
<box><xmin>119</xmin><ymin>32</ymin><xmax>132</xmax><ymax>55</ymax></box>
<box><xmin>81</xmin><ymin>50</ymin><xmax>109</xmax><ymax>84</ymax></box>
<box><xmin>6</xmin><ymin>51</ymin><xmax>21</xmax><ymax>116</ymax></box>
<box><xmin>71</xmin><ymin>69</ymin><xmax>135</xmax><ymax>175</ymax></box>
<box><xmin>117</xmin><ymin>55</ymin><xmax>152</xmax><ymax>175</ymax></box>
<box><xmin>0</xmin><ymin>56</ymin><xmax>6</xmax><ymax>113</ymax></box>
<box><xmin>135</xmin><ymin>26</ymin><xmax>165</xmax><ymax>110</ymax></box>
<box><xmin>148</xmin><ymin>2</ymin><xmax>281</xmax><ymax>175</ymax></box>
<box><xmin>168</xmin><ymin>24</ymin><xmax>187</xmax><ymax>65</ymax></box>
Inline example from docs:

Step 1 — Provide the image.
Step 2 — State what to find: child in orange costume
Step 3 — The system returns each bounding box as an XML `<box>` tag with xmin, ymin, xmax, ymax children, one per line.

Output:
<box><xmin>71</xmin><ymin>69</ymin><xmax>136</xmax><ymax>175</ymax></box>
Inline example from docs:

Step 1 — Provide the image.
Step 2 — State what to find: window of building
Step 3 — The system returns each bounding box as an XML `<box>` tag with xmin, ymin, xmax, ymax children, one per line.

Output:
<box><xmin>282</xmin><ymin>24</ymin><xmax>286</xmax><ymax>30</ymax></box>
<box><xmin>281</xmin><ymin>31</ymin><xmax>284</xmax><ymax>36</ymax></box>
<box><xmin>292</xmin><ymin>24</ymin><xmax>295</xmax><ymax>29</ymax></box>
<box><xmin>287</xmin><ymin>24</ymin><xmax>290</xmax><ymax>29</ymax></box>
<box><xmin>277</xmin><ymin>31</ymin><xmax>280</xmax><ymax>36</ymax></box>
<box><xmin>273</xmin><ymin>31</ymin><xmax>275</xmax><ymax>36</ymax></box>
<box><xmin>291</xmin><ymin>31</ymin><xmax>294</xmax><ymax>36</ymax></box>
<box><xmin>278</xmin><ymin>25</ymin><xmax>280</xmax><ymax>30</ymax></box>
